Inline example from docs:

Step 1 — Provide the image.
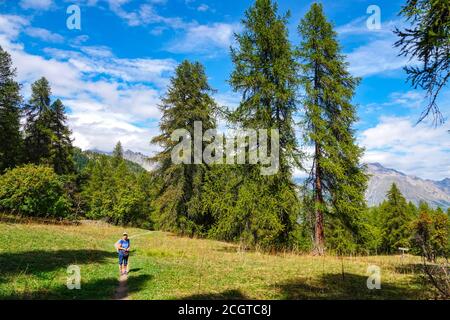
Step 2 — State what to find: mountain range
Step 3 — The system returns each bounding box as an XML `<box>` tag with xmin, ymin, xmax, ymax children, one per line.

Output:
<box><xmin>92</xmin><ymin>149</ymin><xmax>450</xmax><ymax>210</ymax></box>
<box><xmin>366</xmin><ymin>163</ymin><xmax>450</xmax><ymax>209</ymax></box>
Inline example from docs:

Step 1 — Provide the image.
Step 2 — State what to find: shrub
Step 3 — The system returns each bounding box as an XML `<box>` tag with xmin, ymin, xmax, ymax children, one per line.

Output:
<box><xmin>411</xmin><ymin>209</ymin><xmax>449</xmax><ymax>261</ymax></box>
<box><xmin>0</xmin><ymin>164</ymin><xmax>71</xmax><ymax>217</ymax></box>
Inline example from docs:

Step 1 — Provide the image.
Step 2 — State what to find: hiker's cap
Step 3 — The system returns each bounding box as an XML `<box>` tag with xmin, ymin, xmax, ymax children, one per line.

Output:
<box><xmin>123</xmin><ymin>232</ymin><xmax>128</xmax><ymax>236</ymax></box>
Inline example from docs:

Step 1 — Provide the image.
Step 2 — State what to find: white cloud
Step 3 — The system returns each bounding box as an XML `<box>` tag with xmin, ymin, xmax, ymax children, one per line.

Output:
<box><xmin>69</xmin><ymin>34</ymin><xmax>90</xmax><ymax>46</ymax></box>
<box><xmin>386</xmin><ymin>91</ymin><xmax>426</xmax><ymax>109</ymax></box>
<box><xmin>361</xmin><ymin>90</ymin><xmax>429</xmax><ymax>115</ymax></box>
<box><xmin>79</xmin><ymin>45</ymin><xmax>113</xmax><ymax>57</ymax></box>
<box><xmin>335</xmin><ymin>16</ymin><xmax>368</xmax><ymax>35</ymax></box>
<box><xmin>20</xmin><ymin>0</ymin><xmax>53</xmax><ymax>10</ymax></box>
<box><xmin>214</xmin><ymin>91</ymin><xmax>240</xmax><ymax>110</ymax></box>
<box><xmin>197</xmin><ymin>4</ymin><xmax>210</xmax><ymax>12</ymax></box>
<box><xmin>167</xmin><ymin>22</ymin><xmax>240</xmax><ymax>54</ymax></box>
<box><xmin>336</xmin><ymin>18</ymin><xmax>416</xmax><ymax>78</ymax></box>
<box><xmin>105</xmin><ymin>1</ymin><xmax>184</xmax><ymax>28</ymax></box>
<box><xmin>44</xmin><ymin>46</ymin><xmax>175</xmax><ymax>86</ymax></box>
<box><xmin>360</xmin><ymin>117</ymin><xmax>450</xmax><ymax>180</ymax></box>
<box><xmin>110</xmin><ymin>3</ymin><xmax>157</xmax><ymax>27</ymax></box>
<box><xmin>336</xmin><ymin>17</ymin><xmax>401</xmax><ymax>37</ymax></box>
<box><xmin>0</xmin><ymin>15</ymin><xmax>29</xmax><ymax>42</ymax></box>
<box><xmin>98</xmin><ymin>0</ymin><xmax>234</xmax><ymax>55</ymax></box>
<box><xmin>150</xmin><ymin>26</ymin><xmax>167</xmax><ymax>36</ymax></box>
<box><xmin>0</xmin><ymin>13</ymin><xmax>176</xmax><ymax>154</ymax></box>
<box><xmin>66</xmin><ymin>98</ymin><xmax>161</xmax><ymax>154</ymax></box>
<box><xmin>346</xmin><ymin>38</ymin><xmax>410</xmax><ymax>77</ymax></box>
<box><xmin>25</xmin><ymin>27</ymin><xmax>64</xmax><ymax>43</ymax></box>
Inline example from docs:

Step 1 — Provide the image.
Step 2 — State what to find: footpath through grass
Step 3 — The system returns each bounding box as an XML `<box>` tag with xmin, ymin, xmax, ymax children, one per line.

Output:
<box><xmin>0</xmin><ymin>219</ymin><xmax>434</xmax><ymax>299</ymax></box>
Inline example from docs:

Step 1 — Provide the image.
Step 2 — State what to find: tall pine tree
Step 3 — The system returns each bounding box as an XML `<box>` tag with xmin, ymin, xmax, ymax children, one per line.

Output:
<box><xmin>380</xmin><ymin>183</ymin><xmax>411</xmax><ymax>253</ymax></box>
<box><xmin>0</xmin><ymin>46</ymin><xmax>22</xmax><ymax>172</ymax></box>
<box><xmin>151</xmin><ymin>60</ymin><xmax>216</xmax><ymax>236</ymax></box>
<box><xmin>112</xmin><ymin>141</ymin><xmax>124</xmax><ymax>168</ymax></box>
<box><xmin>24</xmin><ymin>78</ymin><xmax>73</xmax><ymax>174</ymax></box>
<box><xmin>220</xmin><ymin>0</ymin><xmax>301</xmax><ymax>248</ymax></box>
<box><xmin>24</xmin><ymin>77</ymin><xmax>53</xmax><ymax>165</ymax></box>
<box><xmin>297</xmin><ymin>3</ymin><xmax>368</xmax><ymax>254</ymax></box>
<box><xmin>48</xmin><ymin>99</ymin><xmax>74</xmax><ymax>174</ymax></box>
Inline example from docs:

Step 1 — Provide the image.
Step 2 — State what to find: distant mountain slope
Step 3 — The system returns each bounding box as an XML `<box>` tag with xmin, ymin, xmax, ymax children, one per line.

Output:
<box><xmin>123</xmin><ymin>150</ymin><xmax>154</xmax><ymax>171</ymax></box>
<box><xmin>83</xmin><ymin>149</ymin><xmax>150</xmax><ymax>173</ymax></box>
<box><xmin>434</xmin><ymin>178</ymin><xmax>450</xmax><ymax>194</ymax></box>
<box><xmin>366</xmin><ymin>163</ymin><xmax>450</xmax><ymax>209</ymax></box>
<box><xmin>84</xmin><ymin>148</ymin><xmax>449</xmax><ymax>209</ymax></box>
<box><xmin>88</xmin><ymin>149</ymin><xmax>154</xmax><ymax>172</ymax></box>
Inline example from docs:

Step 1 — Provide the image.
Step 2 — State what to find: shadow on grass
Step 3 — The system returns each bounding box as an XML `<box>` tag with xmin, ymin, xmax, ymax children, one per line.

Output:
<box><xmin>181</xmin><ymin>289</ymin><xmax>248</xmax><ymax>300</ymax></box>
<box><xmin>274</xmin><ymin>273</ymin><xmax>425</xmax><ymax>300</ymax></box>
<box><xmin>3</xmin><ymin>274</ymin><xmax>153</xmax><ymax>300</ymax></box>
<box><xmin>127</xmin><ymin>274</ymin><xmax>154</xmax><ymax>297</ymax></box>
<box><xmin>0</xmin><ymin>249</ymin><xmax>116</xmax><ymax>277</ymax></box>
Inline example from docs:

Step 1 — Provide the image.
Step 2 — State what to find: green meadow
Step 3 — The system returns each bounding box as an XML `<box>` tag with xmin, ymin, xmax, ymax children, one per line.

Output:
<box><xmin>0</xmin><ymin>219</ymin><xmax>434</xmax><ymax>300</ymax></box>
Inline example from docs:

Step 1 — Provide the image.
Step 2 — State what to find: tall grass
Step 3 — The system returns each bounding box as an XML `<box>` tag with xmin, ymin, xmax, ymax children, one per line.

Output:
<box><xmin>0</xmin><ymin>218</ymin><xmax>434</xmax><ymax>299</ymax></box>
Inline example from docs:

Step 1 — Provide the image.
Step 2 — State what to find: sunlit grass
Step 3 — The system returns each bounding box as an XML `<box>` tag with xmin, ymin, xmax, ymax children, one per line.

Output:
<box><xmin>0</xmin><ymin>219</ymin><xmax>433</xmax><ymax>299</ymax></box>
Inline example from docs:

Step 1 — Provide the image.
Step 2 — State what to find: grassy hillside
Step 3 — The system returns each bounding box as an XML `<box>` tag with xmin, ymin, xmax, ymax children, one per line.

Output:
<box><xmin>0</xmin><ymin>218</ymin><xmax>434</xmax><ymax>300</ymax></box>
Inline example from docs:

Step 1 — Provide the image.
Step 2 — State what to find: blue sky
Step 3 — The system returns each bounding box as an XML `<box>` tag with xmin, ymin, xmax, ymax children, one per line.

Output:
<box><xmin>0</xmin><ymin>0</ymin><xmax>448</xmax><ymax>179</ymax></box>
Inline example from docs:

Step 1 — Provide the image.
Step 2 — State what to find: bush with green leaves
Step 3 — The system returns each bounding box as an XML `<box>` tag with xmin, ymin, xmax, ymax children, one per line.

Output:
<box><xmin>411</xmin><ymin>207</ymin><xmax>449</xmax><ymax>261</ymax></box>
<box><xmin>0</xmin><ymin>164</ymin><xmax>71</xmax><ymax>217</ymax></box>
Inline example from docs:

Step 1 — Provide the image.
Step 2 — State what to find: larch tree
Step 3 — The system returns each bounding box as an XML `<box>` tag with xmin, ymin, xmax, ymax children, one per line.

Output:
<box><xmin>112</xmin><ymin>141</ymin><xmax>124</xmax><ymax>167</ymax></box>
<box><xmin>24</xmin><ymin>77</ymin><xmax>53</xmax><ymax>166</ymax></box>
<box><xmin>24</xmin><ymin>79</ymin><xmax>74</xmax><ymax>175</ymax></box>
<box><xmin>224</xmin><ymin>0</ymin><xmax>301</xmax><ymax>248</ymax></box>
<box><xmin>48</xmin><ymin>99</ymin><xmax>74</xmax><ymax>175</ymax></box>
<box><xmin>297</xmin><ymin>3</ymin><xmax>368</xmax><ymax>254</ymax></box>
<box><xmin>0</xmin><ymin>46</ymin><xmax>22</xmax><ymax>172</ymax></box>
<box><xmin>151</xmin><ymin>60</ymin><xmax>216</xmax><ymax>236</ymax></box>
<box><xmin>380</xmin><ymin>183</ymin><xmax>411</xmax><ymax>254</ymax></box>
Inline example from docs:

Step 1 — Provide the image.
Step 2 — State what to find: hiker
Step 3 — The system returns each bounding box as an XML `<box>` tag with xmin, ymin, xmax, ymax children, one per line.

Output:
<box><xmin>115</xmin><ymin>232</ymin><xmax>131</xmax><ymax>275</ymax></box>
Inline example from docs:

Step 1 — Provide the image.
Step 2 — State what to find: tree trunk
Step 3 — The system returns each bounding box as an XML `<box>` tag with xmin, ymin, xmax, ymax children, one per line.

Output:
<box><xmin>314</xmin><ymin>142</ymin><xmax>325</xmax><ymax>255</ymax></box>
<box><xmin>313</xmin><ymin>55</ymin><xmax>325</xmax><ymax>255</ymax></box>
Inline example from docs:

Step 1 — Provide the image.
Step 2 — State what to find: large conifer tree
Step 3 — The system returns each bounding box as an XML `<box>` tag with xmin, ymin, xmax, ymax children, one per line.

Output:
<box><xmin>219</xmin><ymin>0</ymin><xmax>301</xmax><ymax>248</ymax></box>
<box><xmin>230</xmin><ymin>0</ymin><xmax>300</xmax><ymax>173</ymax></box>
<box><xmin>112</xmin><ymin>141</ymin><xmax>124</xmax><ymax>168</ymax></box>
<box><xmin>0</xmin><ymin>46</ymin><xmax>22</xmax><ymax>172</ymax></box>
<box><xmin>297</xmin><ymin>3</ymin><xmax>368</xmax><ymax>254</ymax></box>
<box><xmin>24</xmin><ymin>77</ymin><xmax>53</xmax><ymax>165</ymax></box>
<box><xmin>24</xmin><ymin>78</ymin><xmax>73</xmax><ymax>174</ymax></box>
<box><xmin>151</xmin><ymin>60</ymin><xmax>216</xmax><ymax>236</ymax></box>
<box><xmin>380</xmin><ymin>183</ymin><xmax>411</xmax><ymax>253</ymax></box>
<box><xmin>48</xmin><ymin>99</ymin><xmax>74</xmax><ymax>174</ymax></box>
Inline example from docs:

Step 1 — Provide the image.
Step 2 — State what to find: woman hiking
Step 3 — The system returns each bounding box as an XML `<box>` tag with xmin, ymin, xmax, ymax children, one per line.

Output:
<box><xmin>115</xmin><ymin>232</ymin><xmax>131</xmax><ymax>276</ymax></box>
